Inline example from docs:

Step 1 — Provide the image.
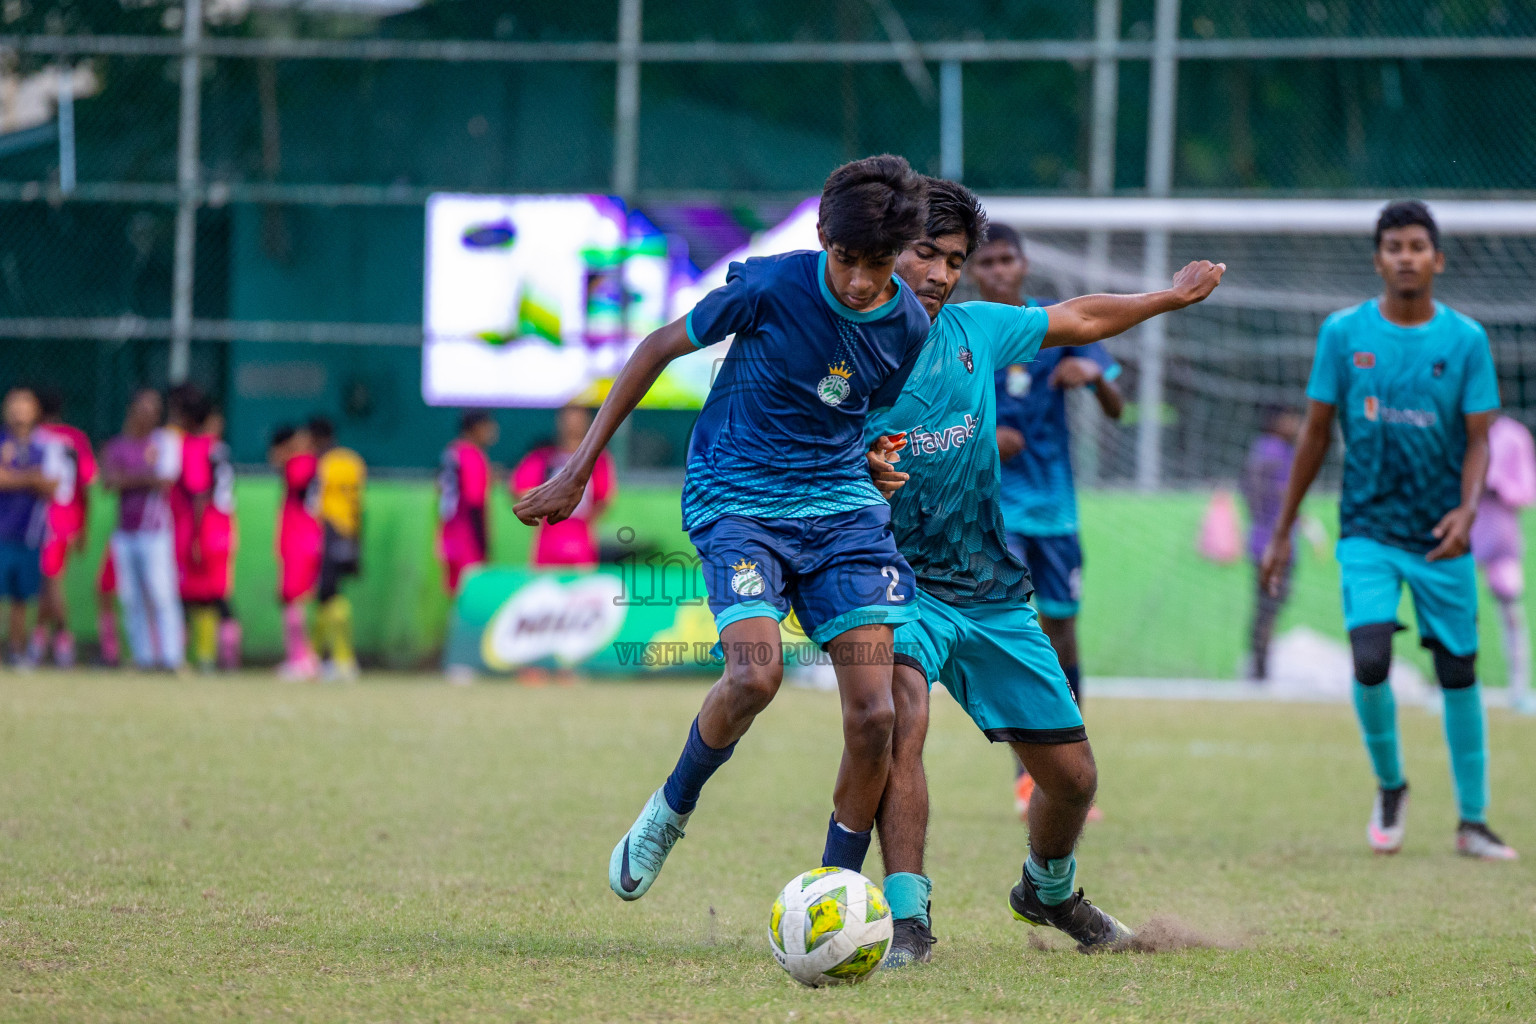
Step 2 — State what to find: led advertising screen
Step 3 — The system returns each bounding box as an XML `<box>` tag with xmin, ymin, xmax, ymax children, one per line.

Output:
<box><xmin>422</xmin><ymin>193</ymin><xmax>821</xmax><ymax>410</ymax></box>
<box><xmin>423</xmin><ymin>193</ymin><xmax>708</xmax><ymax>408</ymax></box>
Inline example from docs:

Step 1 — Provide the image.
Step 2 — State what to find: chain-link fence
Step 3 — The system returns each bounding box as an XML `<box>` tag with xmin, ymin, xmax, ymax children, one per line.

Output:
<box><xmin>3</xmin><ymin>0</ymin><xmax>1536</xmax><ymax>473</ymax></box>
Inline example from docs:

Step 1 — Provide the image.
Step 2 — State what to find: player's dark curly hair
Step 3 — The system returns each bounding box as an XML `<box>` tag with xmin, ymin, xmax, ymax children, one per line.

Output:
<box><xmin>818</xmin><ymin>154</ymin><xmax>928</xmax><ymax>258</ymax></box>
<box><xmin>1375</xmin><ymin>199</ymin><xmax>1439</xmax><ymax>251</ymax></box>
<box><xmin>922</xmin><ymin>176</ymin><xmax>989</xmax><ymax>257</ymax></box>
<box><xmin>982</xmin><ymin>222</ymin><xmax>1023</xmax><ymax>255</ymax></box>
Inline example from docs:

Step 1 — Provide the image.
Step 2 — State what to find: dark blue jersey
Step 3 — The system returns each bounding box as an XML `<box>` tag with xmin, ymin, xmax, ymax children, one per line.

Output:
<box><xmin>995</xmin><ymin>338</ymin><xmax>1120</xmax><ymax>537</ymax></box>
<box><xmin>682</xmin><ymin>250</ymin><xmax>929</xmax><ymax>530</ymax></box>
<box><xmin>1307</xmin><ymin>300</ymin><xmax>1500</xmax><ymax>553</ymax></box>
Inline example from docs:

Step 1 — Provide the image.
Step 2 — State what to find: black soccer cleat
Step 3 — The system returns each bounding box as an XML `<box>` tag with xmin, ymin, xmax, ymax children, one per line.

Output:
<box><xmin>1010</xmin><ymin>869</ymin><xmax>1134</xmax><ymax>953</ymax></box>
<box><xmin>882</xmin><ymin>911</ymin><xmax>937</xmax><ymax>970</ymax></box>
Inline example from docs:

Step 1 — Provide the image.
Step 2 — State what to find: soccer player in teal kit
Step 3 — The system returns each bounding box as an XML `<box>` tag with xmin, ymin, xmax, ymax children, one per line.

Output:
<box><xmin>1262</xmin><ymin>200</ymin><xmax>1516</xmax><ymax>861</ymax></box>
<box><xmin>865</xmin><ymin>179</ymin><xmax>1225</xmax><ymax>963</ymax></box>
<box><xmin>515</xmin><ymin>155</ymin><xmax>931</xmax><ymax>900</ymax></box>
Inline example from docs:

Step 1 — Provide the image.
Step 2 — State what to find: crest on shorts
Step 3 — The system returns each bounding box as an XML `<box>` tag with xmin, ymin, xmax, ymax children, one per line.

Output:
<box><xmin>1432</xmin><ymin>359</ymin><xmax>1447</xmax><ymax>377</ymax></box>
<box><xmin>1364</xmin><ymin>396</ymin><xmax>1380</xmax><ymax>421</ymax></box>
<box><xmin>1353</xmin><ymin>351</ymin><xmax>1376</xmax><ymax>369</ymax></box>
<box><xmin>817</xmin><ymin>361</ymin><xmax>854</xmax><ymax>407</ymax></box>
<box><xmin>730</xmin><ymin>558</ymin><xmax>765</xmax><ymax>597</ymax></box>
<box><xmin>958</xmin><ymin>346</ymin><xmax>974</xmax><ymax>373</ymax></box>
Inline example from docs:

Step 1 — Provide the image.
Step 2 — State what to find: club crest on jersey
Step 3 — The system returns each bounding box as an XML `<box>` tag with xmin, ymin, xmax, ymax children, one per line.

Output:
<box><xmin>1364</xmin><ymin>396</ymin><xmax>1380</xmax><ymax>421</ymax></box>
<box><xmin>1353</xmin><ymin>351</ymin><xmax>1376</xmax><ymax>369</ymax></box>
<box><xmin>729</xmin><ymin>558</ymin><xmax>765</xmax><ymax>597</ymax></box>
<box><xmin>1433</xmin><ymin>360</ymin><xmax>1446</xmax><ymax>377</ymax></box>
<box><xmin>958</xmin><ymin>346</ymin><xmax>974</xmax><ymax>373</ymax></box>
<box><xmin>817</xmin><ymin>361</ymin><xmax>854</xmax><ymax>406</ymax></box>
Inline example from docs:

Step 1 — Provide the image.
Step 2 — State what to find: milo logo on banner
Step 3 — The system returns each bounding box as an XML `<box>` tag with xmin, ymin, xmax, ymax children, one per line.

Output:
<box><xmin>480</xmin><ymin>576</ymin><xmax>627</xmax><ymax>670</ymax></box>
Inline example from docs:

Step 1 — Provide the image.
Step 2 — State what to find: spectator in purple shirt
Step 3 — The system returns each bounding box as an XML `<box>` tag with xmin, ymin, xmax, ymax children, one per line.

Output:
<box><xmin>0</xmin><ymin>387</ymin><xmax>60</xmax><ymax>667</ymax></box>
<box><xmin>1241</xmin><ymin>407</ymin><xmax>1303</xmax><ymax>681</ymax></box>
<box><xmin>102</xmin><ymin>389</ymin><xmax>184</xmax><ymax>671</ymax></box>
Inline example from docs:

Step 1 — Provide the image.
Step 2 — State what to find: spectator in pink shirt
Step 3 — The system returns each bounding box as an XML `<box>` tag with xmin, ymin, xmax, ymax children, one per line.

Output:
<box><xmin>513</xmin><ymin>406</ymin><xmax>614</xmax><ymax>568</ymax></box>
<box><xmin>439</xmin><ymin>411</ymin><xmax>499</xmax><ymax>593</ymax></box>
<box><xmin>1471</xmin><ymin>413</ymin><xmax>1536</xmax><ymax>714</ymax></box>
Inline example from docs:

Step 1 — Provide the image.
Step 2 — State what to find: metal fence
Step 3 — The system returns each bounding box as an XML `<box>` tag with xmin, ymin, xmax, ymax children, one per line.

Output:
<box><xmin>3</xmin><ymin>0</ymin><xmax>1535</xmax><ymax>474</ymax></box>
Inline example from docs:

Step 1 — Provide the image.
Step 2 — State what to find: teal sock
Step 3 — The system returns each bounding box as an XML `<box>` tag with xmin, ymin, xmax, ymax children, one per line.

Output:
<box><xmin>1024</xmin><ymin>852</ymin><xmax>1076</xmax><ymax>907</ymax></box>
<box><xmin>883</xmin><ymin>872</ymin><xmax>931</xmax><ymax>927</ymax></box>
<box><xmin>1441</xmin><ymin>684</ymin><xmax>1489</xmax><ymax>824</ymax></box>
<box><xmin>1352</xmin><ymin>681</ymin><xmax>1404</xmax><ymax>789</ymax></box>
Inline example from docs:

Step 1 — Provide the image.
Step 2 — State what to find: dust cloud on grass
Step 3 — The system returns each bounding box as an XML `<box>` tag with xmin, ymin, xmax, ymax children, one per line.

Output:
<box><xmin>1025</xmin><ymin>914</ymin><xmax>1237</xmax><ymax>954</ymax></box>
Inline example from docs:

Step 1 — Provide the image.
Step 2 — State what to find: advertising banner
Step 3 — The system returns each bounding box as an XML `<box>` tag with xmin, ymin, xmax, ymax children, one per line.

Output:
<box><xmin>445</xmin><ymin>566</ymin><xmax>816</xmax><ymax>676</ymax></box>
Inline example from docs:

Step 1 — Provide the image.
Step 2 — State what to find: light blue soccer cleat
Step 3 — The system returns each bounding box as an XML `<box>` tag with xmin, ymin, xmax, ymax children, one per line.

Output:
<box><xmin>609</xmin><ymin>787</ymin><xmax>691</xmax><ymax>901</ymax></box>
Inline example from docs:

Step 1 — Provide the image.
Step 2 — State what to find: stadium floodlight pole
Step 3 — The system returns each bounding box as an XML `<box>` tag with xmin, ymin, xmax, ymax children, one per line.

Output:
<box><xmin>56</xmin><ymin>62</ymin><xmax>76</xmax><ymax>196</ymax></box>
<box><xmin>1135</xmin><ymin>0</ymin><xmax>1179</xmax><ymax>493</ymax></box>
<box><xmin>939</xmin><ymin>60</ymin><xmax>962</xmax><ymax>180</ymax></box>
<box><xmin>1075</xmin><ymin>0</ymin><xmax>1121</xmax><ymax>489</ymax></box>
<box><xmin>1085</xmin><ymin>0</ymin><xmax>1119</xmax><ymax>288</ymax></box>
<box><xmin>613</xmin><ymin>0</ymin><xmax>642</xmax><ymax>201</ymax></box>
<box><xmin>169</xmin><ymin>0</ymin><xmax>203</xmax><ymax>386</ymax></box>
<box><xmin>610</xmin><ymin>0</ymin><xmax>643</xmax><ymax>472</ymax></box>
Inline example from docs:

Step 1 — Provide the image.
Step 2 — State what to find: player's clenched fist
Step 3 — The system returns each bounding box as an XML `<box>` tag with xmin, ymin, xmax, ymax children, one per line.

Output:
<box><xmin>1169</xmin><ymin>260</ymin><xmax>1226</xmax><ymax>307</ymax></box>
<box><xmin>514</xmin><ymin>470</ymin><xmax>587</xmax><ymax>525</ymax></box>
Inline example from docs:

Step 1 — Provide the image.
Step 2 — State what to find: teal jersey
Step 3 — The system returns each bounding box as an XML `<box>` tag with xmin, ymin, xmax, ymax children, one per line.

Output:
<box><xmin>865</xmin><ymin>301</ymin><xmax>1050</xmax><ymax>604</ymax></box>
<box><xmin>1306</xmin><ymin>300</ymin><xmax>1500</xmax><ymax>554</ymax></box>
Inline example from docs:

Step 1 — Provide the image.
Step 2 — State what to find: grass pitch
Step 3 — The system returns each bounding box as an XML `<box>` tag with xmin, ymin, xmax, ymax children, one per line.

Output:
<box><xmin>2</xmin><ymin>674</ymin><xmax>1533</xmax><ymax>1022</ymax></box>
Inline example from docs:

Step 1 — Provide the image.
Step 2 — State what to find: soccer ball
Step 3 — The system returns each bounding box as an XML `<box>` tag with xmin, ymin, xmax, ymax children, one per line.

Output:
<box><xmin>768</xmin><ymin>867</ymin><xmax>893</xmax><ymax>987</ymax></box>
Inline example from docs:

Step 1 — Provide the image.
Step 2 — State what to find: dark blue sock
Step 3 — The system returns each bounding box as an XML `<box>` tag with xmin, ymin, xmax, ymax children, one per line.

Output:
<box><xmin>821</xmin><ymin>812</ymin><xmax>873</xmax><ymax>872</ymax></box>
<box><xmin>661</xmin><ymin>717</ymin><xmax>736</xmax><ymax>815</ymax></box>
<box><xmin>1064</xmin><ymin>663</ymin><xmax>1082</xmax><ymax>706</ymax></box>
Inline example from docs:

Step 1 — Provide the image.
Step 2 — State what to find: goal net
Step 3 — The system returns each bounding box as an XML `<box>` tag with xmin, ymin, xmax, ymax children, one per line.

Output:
<box><xmin>972</xmin><ymin>198</ymin><xmax>1536</xmax><ymax>683</ymax></box>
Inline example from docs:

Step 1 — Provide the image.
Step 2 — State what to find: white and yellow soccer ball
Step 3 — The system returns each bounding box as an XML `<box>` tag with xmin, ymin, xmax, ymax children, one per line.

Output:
<box><xmin>768</xmin><ymin>867</ymin><xmax>893</xmax><ymax>987</ymax></box>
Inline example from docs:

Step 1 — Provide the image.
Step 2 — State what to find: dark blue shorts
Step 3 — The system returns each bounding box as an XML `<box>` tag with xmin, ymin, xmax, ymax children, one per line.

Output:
<box><xmin>689</xmin><ymin>505</ymin><xmax>919</xmax><ymax>646</ymax></box>
<box><xmin>0</xmin><ymin>540</ymin><xmax>42</xmax><ymax>602</ymax></box>
<box><xmin>1006</xmin><ymin>532</ymin><xmax>1082</xmax><ymax>619</ymax></box>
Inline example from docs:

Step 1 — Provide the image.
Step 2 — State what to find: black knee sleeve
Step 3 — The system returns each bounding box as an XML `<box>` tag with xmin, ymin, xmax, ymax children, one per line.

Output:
<box><xmin>1424</xmin><ymin>639</ymin><xmax>1477</xmax><ymax>690</ymax></box>
<box><xmin>1349</xmin><ymin>623</ymin><xmax>1397</xmax><ymax>687</ymax></box>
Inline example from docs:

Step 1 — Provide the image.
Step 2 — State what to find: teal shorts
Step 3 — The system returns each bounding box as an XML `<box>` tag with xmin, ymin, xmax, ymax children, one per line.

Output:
<box><xmin>893</xmin><ymin>590</ymin><xmax>1085</xmax><ymax>744</ymax></box>
<box><xmin>1338</xmin><ymin>536</ymin><xmax>1479</xmax><ymax>656</ymax></box>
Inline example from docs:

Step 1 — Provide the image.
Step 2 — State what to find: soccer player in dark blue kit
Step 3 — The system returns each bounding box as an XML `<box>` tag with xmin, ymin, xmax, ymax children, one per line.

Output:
<box><xmin>514</xmin><ymin>155</ymin><xmax>932</xmax><ymax>899</ymax></box>
<box><xmin>1262</xmin><ymin>200</ymin><xmax>1516</xmax><ymax>861</ymax></box>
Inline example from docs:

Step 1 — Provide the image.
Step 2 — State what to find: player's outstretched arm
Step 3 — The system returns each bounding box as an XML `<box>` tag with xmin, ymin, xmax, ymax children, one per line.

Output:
<box><xmin>1260</xmin><ymin>400</ymin><xmax>1336</xmax><ymax>595</ymax></box>
<box><xmin>513</xmin><ymin>317</ymin><xmax>695</xmax><ymax>525</ymax></box>
<box><xmin>1427</xmin><ymin>411</ymin><xmax>1493</xmax><ymax>562</ymax></box>
<box><xmin>1041</xmin><ymin>260</ymin><xmax>1225</xmax><ymax>349</ymax></box>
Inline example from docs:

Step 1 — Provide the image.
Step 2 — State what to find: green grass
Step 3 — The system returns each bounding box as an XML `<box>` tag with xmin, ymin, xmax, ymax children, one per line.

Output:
<box><xmin>2</xmin><ymin>674</ymin><xmax>1533</xmax><ymax>1022</ymax></box>
<box><xmin>1079</xmin><ymin>492</ymin><xmax>1528</xmax><ymax>684</ymax></box>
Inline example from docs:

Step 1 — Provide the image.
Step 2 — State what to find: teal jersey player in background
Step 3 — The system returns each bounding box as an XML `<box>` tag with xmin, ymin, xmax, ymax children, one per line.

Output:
<box><xmin>1262</xmin><ymin>200</ymin><xmax>1516</xmax><ymax>862</ymax></box>
<box><xmin>516</xmin><ymin>155</ymin><xmax>931</xmax><ymax>904</ymax></box>
<box><xmin>971</xmin><ymin>224</ymin><xmax>1127</xmax><ymax>822</ymax></box>
<box><xmin>864</xmin><ymin>178</ymin><xmax>1226</xmax><ymax>966</ymax></box>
